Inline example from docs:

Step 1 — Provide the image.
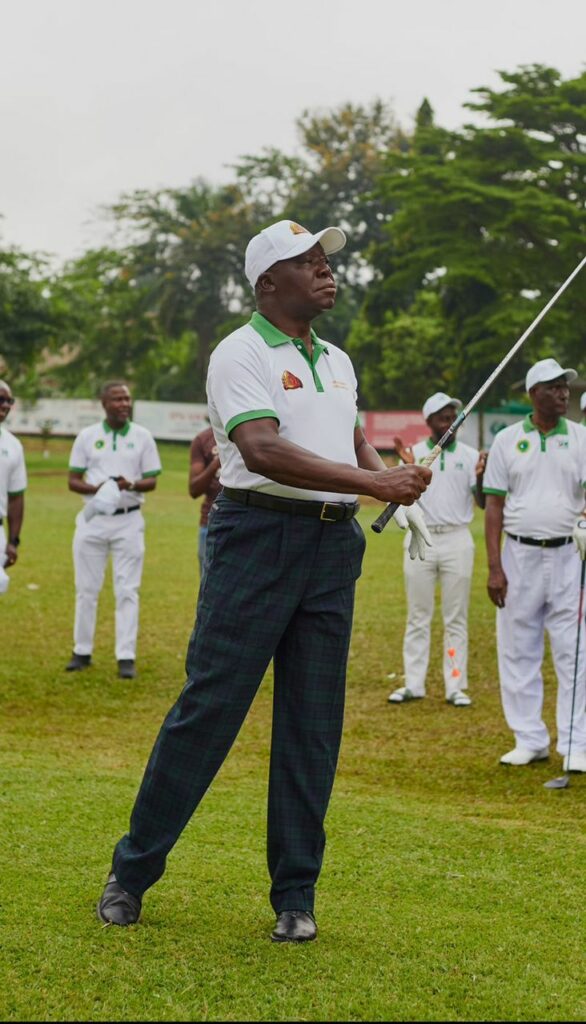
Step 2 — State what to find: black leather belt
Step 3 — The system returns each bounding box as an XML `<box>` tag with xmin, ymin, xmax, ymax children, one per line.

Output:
<box><xmin>113</xmin><ymin>506</ymin><xmax>140</xmax><ymax>516</ymax></box>
<box><xmin>223</xmin><ymin>487</ymin><xmax>359</xmax><ymax>522</ymax></box>
<box><xmin>506</xmin><ymin>533</ymin><xmax>573</xmax><ymax>548</ymax></box>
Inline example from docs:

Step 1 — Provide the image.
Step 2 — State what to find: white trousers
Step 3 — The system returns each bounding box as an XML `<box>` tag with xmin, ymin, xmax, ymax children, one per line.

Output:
<box><xmin>403</xmin><ymin>526</ymin><xmax>474</xmax><ymax>696</ymax></box>
<box><xmin>497</xmin><ymin>537</ymin><xmax>586</xmax><ymax>755</ymax></box>
<box><xmin>72</xmin><ymin>509</ymin><xmax>145</xmax><ymax>660</ymax></box>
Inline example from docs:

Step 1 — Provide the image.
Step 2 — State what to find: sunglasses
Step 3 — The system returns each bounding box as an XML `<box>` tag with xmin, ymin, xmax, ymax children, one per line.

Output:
<box><xmin>0</xmin><ymin>396</ymin><xmax>15</xmax><ymax>406</ymax></box>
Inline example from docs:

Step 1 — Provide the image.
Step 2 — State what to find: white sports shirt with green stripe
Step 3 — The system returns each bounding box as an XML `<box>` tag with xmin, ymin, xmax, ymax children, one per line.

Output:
<box><xmin>411</xmin><ymin>438</ymin><xmax>479</xmax><ymax>527</ymax></box>
<box><xmin>483</xmin><ymin>414</ymin><xmax>586</xmax><ymax>539</ymax></box>
<box><xmin>0</xmin><ymin>426</ymin><xmax>27</xmax><ymax>518</ymax></box>
<box><xmin>69</xmin><ymin>420</ymin><xmax>162</xmax><ymax>510</ymax></box>
<box><xmin>207</xmin><ymin>312</ymin><xmax>359</xmax><ymax>502</ymax></box>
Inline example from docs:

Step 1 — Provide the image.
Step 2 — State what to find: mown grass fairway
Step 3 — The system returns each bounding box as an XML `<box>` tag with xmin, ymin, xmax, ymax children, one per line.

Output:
<box><xmin>1</xmin><ymin>438</ymin><xmax>585</xmax><ymax>1022</ymax></box>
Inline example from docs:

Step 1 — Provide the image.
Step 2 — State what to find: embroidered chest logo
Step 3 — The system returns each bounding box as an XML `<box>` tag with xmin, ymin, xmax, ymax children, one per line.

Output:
<box><xmin>282</xmin><ymin>371</ymin><xmax>303</xmax><ymax>391</ymax></box>
<box><xmin>455</xmin><ymin>461</ymin><xmax>464</xmax><ymax>470</ymax></box>
<box><xmin>556</xmin><ymin>439</ymin><xmax>569</xmax><ymax>449</ymax></box>
<box><xmin>1</xmin><ymin>448</ymin><xmax>8</xmax><ymax>457</ymax></box>
<box><xmin>95</xmin><ymin>439</ymin><xmax>105</xmax><ymax>449</ymax></box>
<box><xmin>125</xmin><ymin>442</ymin><xmax>135</xmax><ymax>449</ymax></box>
<box><xmin>517</xmin><ymin>439</ymin><xmax>530</xmax><ymax>453</ymax></box>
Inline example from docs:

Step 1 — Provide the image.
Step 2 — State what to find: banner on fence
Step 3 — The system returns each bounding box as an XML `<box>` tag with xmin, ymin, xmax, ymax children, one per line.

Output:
<box><xmin>10</xmin><ymin>399</ymin><xmax>522</xmax><ymax>449</ymax></box>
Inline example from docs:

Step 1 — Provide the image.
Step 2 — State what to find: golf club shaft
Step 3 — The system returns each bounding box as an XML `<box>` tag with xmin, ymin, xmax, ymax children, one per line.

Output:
<box><xmin>371</xmin><ymin>254</ymin><xmax>586</xmax><ymax>534</ymax></box>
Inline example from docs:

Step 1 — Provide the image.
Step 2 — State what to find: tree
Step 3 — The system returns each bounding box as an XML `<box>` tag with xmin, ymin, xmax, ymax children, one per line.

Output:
<box><xmin>355</xmin><ymin>67</ymin><xmax>586</xmax><ymax>407</ymax></box>
<box><xmin>0</xmin><ymin>246</ymin><xmax>58</xmax><ymax>394</ymax></box>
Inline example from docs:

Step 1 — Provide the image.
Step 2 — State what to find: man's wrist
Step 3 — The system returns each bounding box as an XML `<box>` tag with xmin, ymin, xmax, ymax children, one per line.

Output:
<box><xmin>9</xmin><ymin>536</ymin><xmax>20</xmax><ymax>547</ymax></box>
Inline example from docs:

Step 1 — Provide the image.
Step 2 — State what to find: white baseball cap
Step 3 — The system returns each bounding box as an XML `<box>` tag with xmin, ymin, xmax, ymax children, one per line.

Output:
<box><xmin>244</xmin><ymin>219</ymin><xmax>346</xmax><ymax>289</ymax></box>
<box><xmin>580</xmin><ymin>392</ymin><xmax>586</xmax><ymax>412</ymax></box>
<box><xmin>525</xmin><ymin>357</ymin><xmax>577</xmax><ymax>391</ymax></box>
<box><xmin>422</xmin><ymin>392</ymin><xmax>463</xmax><ymax>421</ymax></box>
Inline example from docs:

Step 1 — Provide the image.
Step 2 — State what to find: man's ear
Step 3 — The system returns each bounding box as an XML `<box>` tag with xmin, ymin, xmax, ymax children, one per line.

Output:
<box><xmin>257</xmin><ymin>271</ymin><xmax>276</xmax><ymax>294</ymax></box>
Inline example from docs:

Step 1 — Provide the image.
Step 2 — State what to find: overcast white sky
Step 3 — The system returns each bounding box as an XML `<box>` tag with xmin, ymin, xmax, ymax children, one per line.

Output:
<box><xmin>1</xmin><ymin>0</ymin><xmax>584</xmax><ymax>263</ymax></box>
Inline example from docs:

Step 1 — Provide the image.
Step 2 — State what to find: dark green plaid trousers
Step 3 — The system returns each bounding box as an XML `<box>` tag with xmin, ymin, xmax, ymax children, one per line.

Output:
<box><xmin>113</xmin><ymin>494</ymin><xmax>366</xmax><ymax>913</ymax></box>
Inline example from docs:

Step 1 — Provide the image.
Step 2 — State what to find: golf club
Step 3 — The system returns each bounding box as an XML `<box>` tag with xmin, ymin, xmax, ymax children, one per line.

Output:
<box><xmin>544</xmin><ymin>557</ymin><xmax>586</xmax><ymax>790</ymax></box>
<box><xmin>371</xmin><ymin>254</ymin><xmax>586</xmax><ymax>534</ymax></box>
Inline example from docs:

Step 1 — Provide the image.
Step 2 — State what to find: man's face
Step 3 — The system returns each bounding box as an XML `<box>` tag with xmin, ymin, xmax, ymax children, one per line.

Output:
<box><xmin>102</xmin><ymin>385</ymin><xmax>132</xmax><ymax>425</ymax></box>
<box><xmin>0</xmin><ymin>384</ymin><xmax>14</xmax><ymax>425</ymax></box>
<box><xmin>264</xmin><ymin>242</ymin><xmax>337</xmax><ymax>318</ymax></box>
<box><xmin>427</xmin><ymin>404</ymin><xmax>458</xmax><ymax>441</ymax></box>
<box><xmin>530</xmin><ymin>375</ymin><xmax>569</xmax><ymax>420</ymax></box>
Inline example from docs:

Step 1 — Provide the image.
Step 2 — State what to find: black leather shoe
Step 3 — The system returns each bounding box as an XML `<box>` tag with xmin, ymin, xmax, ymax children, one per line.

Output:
<box><xmin>118</xmin><ymin>659</ymin><xmax>136</xmax><ymax>679</ymax></box>
<box><xmin>65</xmin><ymin>653</ymin><xmax>92</xmax><ymax>672</ymax></box>
<box><xmin>271</xmin><ymin>910</ymin><xmax>317</xmax><ymax>943</ymax></box>
<box><xmin>97</xmin><ymin>872</ymin><xmax>142</xmax><ymax>926</ymax></box>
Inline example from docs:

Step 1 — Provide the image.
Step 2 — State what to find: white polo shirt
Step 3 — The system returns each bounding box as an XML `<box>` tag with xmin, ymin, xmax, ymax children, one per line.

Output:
<box><xmin>483</xmin><ymin>415</ymin><xmax>586</xmax><ymax>538</ymax></box>
<box><xmin>0</xmin><ymin>427</ymin><xmax>27</xmax><ymax>518</ymax></box>
<box><xmin>69</xmin><ymin>420</ymin><xmax>162</xmax><ymax>509</ymax></box>
<box><xmin>412</xmin><ymin>438</ymin><xmax>479</xmax><ymax>527</ymax></box>
<box><xmin>207</xmin><ymin>312</ymin><xmax>359</xmax><ymax>502</ymax></box>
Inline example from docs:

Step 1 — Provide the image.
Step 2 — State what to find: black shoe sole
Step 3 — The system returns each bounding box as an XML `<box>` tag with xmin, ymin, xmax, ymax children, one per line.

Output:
<box><xmin>271</xmin><ymin>930</ymin><xmax>317</xmax><ymax>943</ymax></box>
<box><xmin>96</xmin><ymin>901</ymin><xmax>139</xmax><ymax>927</ymax></box>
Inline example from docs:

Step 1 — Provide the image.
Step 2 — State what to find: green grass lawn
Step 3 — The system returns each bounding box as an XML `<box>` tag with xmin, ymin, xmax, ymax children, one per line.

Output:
<box><xmin>1</xmin><ymin>438</ymin><xmax>585</xmax><ymax>1022</ymax></box>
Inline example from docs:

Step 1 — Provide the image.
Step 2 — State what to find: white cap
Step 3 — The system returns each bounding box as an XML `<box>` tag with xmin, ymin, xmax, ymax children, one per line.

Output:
<box><xmin>525</xmin><ymin>357</ymin><xmax>577</xmax><ymax>391</ymax></box>
<box><xmin>580</xmin><ymin>391</ymin><xmax>586</xmax><ymax>412</ymax></box>
<box><xmin>422</xmin><ymin>392</ymin><xmax>462</xmax><ymax>421</ymax></box>
<box><xmin>82</xmin><ymin>477</ymin><xmax>121</xmax><ymax>522</ymax></box>
<box><xmin>244</xmin><ymin>219</ymin><xmax>346</xmax><ymax>288</ymax></box>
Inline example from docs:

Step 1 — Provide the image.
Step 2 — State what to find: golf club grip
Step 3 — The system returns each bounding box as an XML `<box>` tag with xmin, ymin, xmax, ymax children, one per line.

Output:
<box><xmin>371</xmin><ymin>445</ymin><xmax>442</xmax><ymax>534</ymax></box>
<box><xmin>371</xmin><ymin>501</ymin><xmax>399</xmax><ymax>533</ymax></box>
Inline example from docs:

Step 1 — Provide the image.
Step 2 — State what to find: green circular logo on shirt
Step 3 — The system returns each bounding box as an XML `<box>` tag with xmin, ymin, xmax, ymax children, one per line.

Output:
<box><xmin>517</xmin><ymin>439</ymin><xmax>530</xmax><ymax>453</ymax></box>
<box><xmin>95</xmin><ymin>439</ymin><xmax>105</xmax><ymax>449</ymax></box>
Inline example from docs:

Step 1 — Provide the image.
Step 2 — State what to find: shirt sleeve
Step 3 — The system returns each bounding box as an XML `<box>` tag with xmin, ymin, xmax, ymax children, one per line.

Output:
<box><xmin>68</xmin><ymin>432</ymin><xmax>87</xmax><ymax>473</ymax></box>
<box><xmin>140</xmin><ymin>433</ymin><xmax>162</xmax><ymax>477</ymax></box>
<box><xmin>483</xmin><ymin>435</ymin><xmax>508</xmax><ymax>496</ymax></box>
<box><xmin>208</xmin><ymin>336</ymin><xmax>278</xmax><ymax>438</ymax></box>
<box><xmin>469</xmin><ymin>447</ymin><xmax>479</xmax><ymax>492</ymax></box>
<box><xmin>8</xmin><ymin>444</ymin><xmax>27</xmax><ymax>494</ymax></box>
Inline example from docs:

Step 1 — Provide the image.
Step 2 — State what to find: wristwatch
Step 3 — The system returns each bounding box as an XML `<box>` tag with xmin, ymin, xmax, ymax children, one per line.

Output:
<box><xmin>9</xmin><ymin>536</ymin><xmax>20</xmax><ymax>547</ymax></box>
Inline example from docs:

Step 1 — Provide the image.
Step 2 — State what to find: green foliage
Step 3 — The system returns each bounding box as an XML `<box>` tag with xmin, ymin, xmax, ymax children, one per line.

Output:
<box><xmin>2</xmin><ymin>66</ymin><xmax>585</xmax><ymax>407</ymax></box>
<box><xmin>360</xmin><ymin>66</ymin><xmax>586</xmax><ymax>407</ymax></box>
<box><xmin>0</xmin><ymin>248</ymin><xmax>58</xmax><ymax>394</ymax></box>
<box><xmin>348</xmin><ymin>290</ymin><xmax>452</xmax><ymax>407</ymax></box>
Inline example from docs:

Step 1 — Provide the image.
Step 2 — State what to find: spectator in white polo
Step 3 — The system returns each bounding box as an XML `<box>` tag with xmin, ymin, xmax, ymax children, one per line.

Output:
<box><xmin>0</xmin><ymin>379</ymin><xmax>27</xmax><ymax>593</ymax></box>
<box><xmin>389</xmin><ymin>392</ymin><xmax>486</xmax><ymax>707</ymax></box>
<box><xmin>484</xmin><ymin>358</ymin><xmax>586</xmax><ymax>770</ymax></box>
<box><xmin>66</xmin><ymin>382</ymin><xmax>162</xmax><ymax>679</ymax></box>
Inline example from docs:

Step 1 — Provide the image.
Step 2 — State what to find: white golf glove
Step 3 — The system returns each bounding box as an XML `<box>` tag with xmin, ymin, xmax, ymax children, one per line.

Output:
<box><xmin>573</xmin><ymin>518</ymin><xmax>586</xmax><ymax>560</ymax></box>
<box><xmin>394</xmin><ymin>503</ymin><xmax>433</xmax><ymax>560</ymax></box>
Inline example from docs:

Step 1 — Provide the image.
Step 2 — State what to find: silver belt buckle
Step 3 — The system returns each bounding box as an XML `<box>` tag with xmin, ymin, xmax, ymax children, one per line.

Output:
<box><xmin>320</xmin><ymin>502</ymin><xmax>339</xmax><ymax>522</ymax></box>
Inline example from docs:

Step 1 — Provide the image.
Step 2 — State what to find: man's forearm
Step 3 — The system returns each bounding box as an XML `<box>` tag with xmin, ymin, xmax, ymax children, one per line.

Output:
<box><xmin>485</xmin><ymin>497</ymin><xmax>504</xmax><ymax>567</ymax></box>
<box><xmin>189</xmin><ymin>460</ymin><xmax>219</xmax><ymax>498</ymax></box>
<box><xmin>232</xmin><ymin>425</ymin><xmax>429</xmax><ymax>505</ymax></box>
<box><xmin>355</xmin><ymin>438</ymin><xmax>386</xmax><ymax>473</ymax></box>
<box><xmin>7</xmin><ymin>494</ymin><xmax>24</xmax><ymax>540</ymax></box>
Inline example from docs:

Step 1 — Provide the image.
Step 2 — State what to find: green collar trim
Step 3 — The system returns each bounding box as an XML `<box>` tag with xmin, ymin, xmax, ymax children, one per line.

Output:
<box><xmin>426</xmin><ymin>437</ymin><xmax>457</xmax><ymax>453</ymax></box>
<box><xmin>250</xmin><ymin>312</ymin><xmax>328</xmax><ymax>356</ymax></box>
<box><xmin>522</xmin><ymin>414</ymin><xmax>568</xmax><ymax>438</ymax></box>
<box><xmin>103</xmin><ymin>419</ymin><xmax>131</xmax><ymax>436</ymax></box>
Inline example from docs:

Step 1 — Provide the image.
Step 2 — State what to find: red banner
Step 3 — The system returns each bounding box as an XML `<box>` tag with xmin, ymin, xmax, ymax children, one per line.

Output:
<box><xmin>360</xmin><ymin>411</ymin><xmax>428</xmax><ymax>450</ymax></box>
